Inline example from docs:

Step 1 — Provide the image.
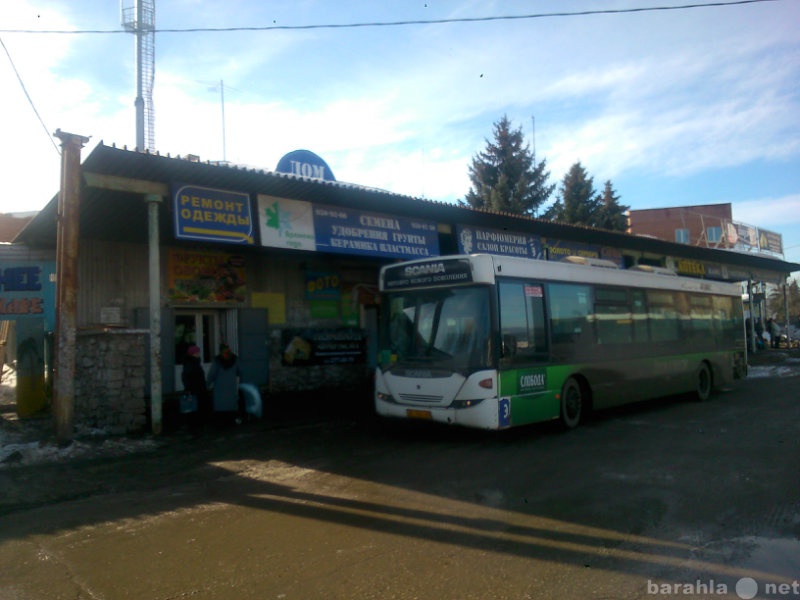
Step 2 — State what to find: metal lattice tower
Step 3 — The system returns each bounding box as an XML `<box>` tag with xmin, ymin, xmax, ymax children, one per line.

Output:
<box><xmin>121</xmin><ymin>0</ymin><xmax>155</xmax><ymax>151</ymax></box>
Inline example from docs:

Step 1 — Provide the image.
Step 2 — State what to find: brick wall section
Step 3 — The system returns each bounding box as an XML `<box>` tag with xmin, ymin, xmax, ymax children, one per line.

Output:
<box><xmin>628</xmin><ymin>204</ymin><xmax>733</xmax><ymax>246</ymax></box>
<box><xmin>74</xmin><ymin>330</ymin><xmax>148</xmax><ymax>433</ymax></box>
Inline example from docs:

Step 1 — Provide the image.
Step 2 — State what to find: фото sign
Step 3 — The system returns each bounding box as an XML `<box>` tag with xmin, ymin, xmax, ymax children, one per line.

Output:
<box><xmin>173</xmin><ymin>184</ymin><xmax>254</xmax><ymax>245</ymax></box>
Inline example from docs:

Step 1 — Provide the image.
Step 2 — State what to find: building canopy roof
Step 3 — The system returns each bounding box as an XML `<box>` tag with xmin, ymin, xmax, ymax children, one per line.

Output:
<box><xmin>14</xmin><ymin>142</ymin><xmax>799</xmax><ymax>281</ymax></box>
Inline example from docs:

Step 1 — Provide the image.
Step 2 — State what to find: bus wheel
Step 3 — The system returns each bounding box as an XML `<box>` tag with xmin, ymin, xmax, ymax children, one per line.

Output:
<box><xmin>560</xmin><ymin>377</ymin><xmax>584</xmax><ymax>429</ymax></box>
<box><xmin>695</xmin><ymin>362</ymin><xmax>712</xmax><ymax>402</ymax></box>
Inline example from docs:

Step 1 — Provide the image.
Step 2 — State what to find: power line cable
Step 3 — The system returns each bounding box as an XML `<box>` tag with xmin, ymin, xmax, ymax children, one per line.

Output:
<box><xmin>0</xmin><ymin>36</ymin><xmax>61</xmax><ymax>156</ymax></box>
<box><xmin>0</xmin><ymin>0</ymin><xmax>779</xmax><ymax>35</ymax></box>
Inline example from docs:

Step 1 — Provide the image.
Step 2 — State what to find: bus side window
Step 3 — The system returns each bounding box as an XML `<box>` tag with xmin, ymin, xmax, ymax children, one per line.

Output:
<box><xmin>712</xmin><ymin>295</ymin><xmax>734</xmax><ymax>343</ymax></box>
<box><xmin>498</xmin><ymin>281</ymin><xmax>547</xmax><ymax>358</ymax></box>
<box><xmin>549</xmin><ymin>283</ymin><xmax>593</xmax><ymax>347</ymax></box>
<box><xmin>631</xmin><ymin>290</ymin><xmax>649</xmax><ymax>343</ymax></box>
<box><xmin>595</xmin><ymin>287</ymin><xmax>632</xmax><ymax>344</ymax></box>
<box><xmin>689</xmin><ymin>294</ymin><xmax>713</xmax><ymax>342</ymax></box>
<box><xmin>647</xmin><ymin>290</ymin><xmax>679</xmax><ymax>342</ymax></box>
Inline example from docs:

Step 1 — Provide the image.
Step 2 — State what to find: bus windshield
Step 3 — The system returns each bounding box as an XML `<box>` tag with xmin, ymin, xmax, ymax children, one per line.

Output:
<box><xmin>384</xmin><ymin>286</ymin><xmax>492</xmax><ymax>371</ymax></box>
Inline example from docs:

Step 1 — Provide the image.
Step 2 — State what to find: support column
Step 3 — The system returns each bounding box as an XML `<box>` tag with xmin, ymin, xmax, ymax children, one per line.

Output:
<box><xmin>145</xmin><ymin>193</ymin><xmax>163</xmax><ymax>434</ymax></box>
<box><xmin>784</xmin><ymin>278</ymin><xmax>790</xmax><ymax>344</ymax></box>
<box><xmin>747</xmin><ymin>277</ymin><xmax>756</xmax><ymax>355</ymax></box>
<box><xmin>53</xmin><ymin>130</ymin><xmax>90</xmax><ymax>445</ymax></box>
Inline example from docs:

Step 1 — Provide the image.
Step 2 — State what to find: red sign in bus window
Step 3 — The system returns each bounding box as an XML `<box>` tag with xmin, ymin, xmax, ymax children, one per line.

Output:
<box><xmin>524</xmin><ymin>284</ymin><xmax>543</xmax><ymax>298</ymax></box>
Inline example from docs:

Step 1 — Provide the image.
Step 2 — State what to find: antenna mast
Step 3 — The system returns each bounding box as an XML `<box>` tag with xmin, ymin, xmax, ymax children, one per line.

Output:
<box><xmin>219</xmin><ymin>80</ymin><xmax>226</xmax><ymax>163</ymax></box>
<box><xmin>121</xmin><ymin>0</ymin><xmax>156</xmax><ymax>151</ymax></box>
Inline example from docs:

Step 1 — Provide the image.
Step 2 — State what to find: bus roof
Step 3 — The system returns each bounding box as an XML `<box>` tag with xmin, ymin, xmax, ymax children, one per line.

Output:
<box><xmin>379</xmin><ymin>254</ymin><xmax>742</xmax><ymax>297</ymax></box>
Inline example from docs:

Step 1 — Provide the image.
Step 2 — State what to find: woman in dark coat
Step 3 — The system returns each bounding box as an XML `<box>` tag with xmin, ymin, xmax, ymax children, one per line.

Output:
<box><xmin>181</xmin><ymin>345</ymin><xmax>209</xmax><ymax>430</ymax></box>
<box><xmin>207</xmin><ymin>343</ymin><xmax>244</xmax><ymax>424</ymax></box>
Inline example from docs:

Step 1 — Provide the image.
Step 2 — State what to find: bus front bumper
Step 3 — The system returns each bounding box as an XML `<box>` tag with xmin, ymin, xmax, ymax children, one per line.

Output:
<box><xmin>375</xmin><ymin>396</ymin><xmax>502</xmax><ymax>430</ymax></box>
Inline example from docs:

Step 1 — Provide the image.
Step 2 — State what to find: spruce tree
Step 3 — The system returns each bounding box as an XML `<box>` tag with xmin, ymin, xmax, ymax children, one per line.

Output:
<box><xmin>462</xmin><ymin>115</ymin><xmax>554</xmax><ymax>216</ymax></box>
<box><xmin>543</xmin><ymin>162</ymin><xmax>600</xmax><ymax>226</ymax></box>
<box><xmin>595</xmin><ymin>180</ymin><xmax>630</xmax><ymax>232</ymax></box>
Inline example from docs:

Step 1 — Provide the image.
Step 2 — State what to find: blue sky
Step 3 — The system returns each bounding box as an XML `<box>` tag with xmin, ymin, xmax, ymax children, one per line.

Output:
<box><xmin>2</xmin><ymin>0</ymin><xmax>799</xmax><ymax>265</ymax></box>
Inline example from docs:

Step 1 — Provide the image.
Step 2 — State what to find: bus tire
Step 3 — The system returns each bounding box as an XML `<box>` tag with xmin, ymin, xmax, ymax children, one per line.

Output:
<box><xmin>695</xmin><ymin>362</ymin><xmax>712</xmax><ymax>402</ymax></box>
<box><xmin>560</xmin><ymin>377</ymin><xmax>585</xmax><ymax>430</ymax></box>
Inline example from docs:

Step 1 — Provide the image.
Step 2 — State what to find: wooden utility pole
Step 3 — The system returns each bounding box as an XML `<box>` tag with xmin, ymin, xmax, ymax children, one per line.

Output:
<box><xmin>53</xmin><ymin>130</ymin><xmax>89</xmax><ymax>444</ymax></box>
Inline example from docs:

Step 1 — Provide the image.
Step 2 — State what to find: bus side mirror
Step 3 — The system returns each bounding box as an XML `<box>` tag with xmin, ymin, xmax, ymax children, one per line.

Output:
<box><xmin>502</xmin><ymin>334</ymin><xmax>517</xmax><ymax>357</ymax></box>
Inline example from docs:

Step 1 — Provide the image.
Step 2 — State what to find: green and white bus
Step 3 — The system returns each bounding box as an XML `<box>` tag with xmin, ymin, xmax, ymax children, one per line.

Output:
<box><xmin>374</xmin><ymin>254</ymin><xmax>747</xmax><ymax>430</ymax></box>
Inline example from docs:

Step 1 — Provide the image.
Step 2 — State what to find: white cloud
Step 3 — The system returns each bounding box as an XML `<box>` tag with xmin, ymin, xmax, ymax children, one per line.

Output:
<box><xmin>2</xmin><ymin>0</ymin><xmax>799</xmax><ymax>220</ymax></box>
<box><xmin>733</xmin><ymin>194</ymin><xmax>800</xmax><ymax>229</ymax></box>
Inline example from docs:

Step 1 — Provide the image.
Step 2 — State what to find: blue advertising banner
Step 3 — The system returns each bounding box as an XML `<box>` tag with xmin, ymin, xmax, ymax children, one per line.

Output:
<box><xmin>0</xmin><ymin>262</ymin><xmax>56</xmax><ymax>330</ymax></box>
<box><xmin>173</xmin><ymin>183</ymin><xmax>254</xmax><ymax>245</ymax></box>
<box><xmin>313</xmin><ymin>205</ymin><xmax>439</xmax><ymax>259</ymax></box>
<box><xmin>456</xmin><ymin>225</ymin><xmax>544</xmax><ymax>259</ymax></box>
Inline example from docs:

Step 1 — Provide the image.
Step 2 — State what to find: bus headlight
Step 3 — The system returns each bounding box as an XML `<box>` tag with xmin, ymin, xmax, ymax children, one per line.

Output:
<box><xmin>376</xmin><ymin>391</ymin><xmax>395</xmax><ymax>403</ymax></box>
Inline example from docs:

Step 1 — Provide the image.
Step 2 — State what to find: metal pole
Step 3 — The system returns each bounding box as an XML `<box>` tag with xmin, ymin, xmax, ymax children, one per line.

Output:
<box><xmin>220</xmin><ymin>79</ymin><xmax>226</xmax><ymax>163</ymax></box>
<box><xmin>784</xmin><ymin>278</ymin><xmax>790</xmax><ymax>345</ymax></box>
<box><xmin>53</xmin><ymin>129</ymin><xmax>89</xmax><ymax>445</ymax></box>
<box><xmin>134</xmin><ymin>0</ymin><xmax>145</xmax><ymax>150</ymax></box>
<box><xmin>747</xmin><ymin>277</ymin><xmax>756</xmax><ymax>355</ymax></box>
<box><xmin>145</xmin><ymin>193</ymin><xmax>163</xmax><ymax>434</ymax></box>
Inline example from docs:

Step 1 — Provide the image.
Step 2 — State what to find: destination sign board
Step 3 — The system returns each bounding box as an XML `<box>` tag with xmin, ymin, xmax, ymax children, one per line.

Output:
<box><xmin>381</xmin><ymin>258</ymin><xmax>473</xmax><ymax>290</ymax></box>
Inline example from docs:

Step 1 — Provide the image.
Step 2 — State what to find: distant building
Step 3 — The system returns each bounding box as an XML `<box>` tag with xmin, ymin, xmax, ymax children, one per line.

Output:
<box><xmin>628</xmin><ymin>204</ymin><xmax>733</xmax><ymax>249</ymax></box>
<box><xmin>0</xmin><ymin>212</ymin><xmax>36</xmax><ymax>243</ymax></box>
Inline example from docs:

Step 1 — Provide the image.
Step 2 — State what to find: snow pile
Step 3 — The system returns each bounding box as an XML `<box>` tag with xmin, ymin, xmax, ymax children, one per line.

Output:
<box><xmin>0</xmin><ymin>367</ymin><xmax>160</xmax><ymax>469</ymax></box>
<box><xmin>747</xmin><ymin>362</ymin><xmax>800</xmax><ymax>379</ymax></box>
<box><xmin>0</xmin><ymin>430</ymin><xmax>160</xmax><ymax>469</ymax></box>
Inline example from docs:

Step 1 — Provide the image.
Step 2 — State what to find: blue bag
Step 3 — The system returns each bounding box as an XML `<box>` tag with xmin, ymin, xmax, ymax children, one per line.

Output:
<box><xmin>180</xmin><ymin>392</ymin><xmax>198</xmax><ymax>414</ymax></box>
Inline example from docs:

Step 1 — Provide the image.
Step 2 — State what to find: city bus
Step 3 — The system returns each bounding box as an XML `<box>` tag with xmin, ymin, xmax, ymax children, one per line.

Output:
<box><xmin>374</xmin><ymin>254</ymin><xmax>747</xmax><ymax>430</ymax></box>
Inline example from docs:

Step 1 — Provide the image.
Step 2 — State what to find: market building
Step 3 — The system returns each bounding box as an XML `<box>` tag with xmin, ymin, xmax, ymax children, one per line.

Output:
<box><xmin>4</xmin><ymin>141</ymin><xmax>799</xmax><ymax>435</ymax></box>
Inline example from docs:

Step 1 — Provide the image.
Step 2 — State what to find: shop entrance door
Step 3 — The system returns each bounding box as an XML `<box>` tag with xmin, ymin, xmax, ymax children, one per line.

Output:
<box><xmin>173</xmin><ymin>311</ymin><xmax>220</xmax><ymax>391</ymax></box>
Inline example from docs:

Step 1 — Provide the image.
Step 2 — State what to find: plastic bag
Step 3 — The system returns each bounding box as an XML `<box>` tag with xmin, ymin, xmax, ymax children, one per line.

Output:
<box><xmin>180</xmin><ymin>392</ymin><xmax>198</xmax><ymax>414</ymax></box>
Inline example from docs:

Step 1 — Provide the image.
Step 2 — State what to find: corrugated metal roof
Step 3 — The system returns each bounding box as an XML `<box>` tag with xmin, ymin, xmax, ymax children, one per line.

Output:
<box><xmin>0</xmin><ymin>243</ymin><xmax>54</xmax><ymax>261</ymax></box>
<box><xmin>13</xmin><ymin>142</ymin><xmax>800</xmax><ymax>277</ymax></box>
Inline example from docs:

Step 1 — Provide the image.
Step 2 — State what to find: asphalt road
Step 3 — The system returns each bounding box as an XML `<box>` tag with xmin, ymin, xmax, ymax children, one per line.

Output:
<box><xmin>1</xmin><ymin>358</ymin><xmax>798</xmax><ymax>599</ymax></box>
